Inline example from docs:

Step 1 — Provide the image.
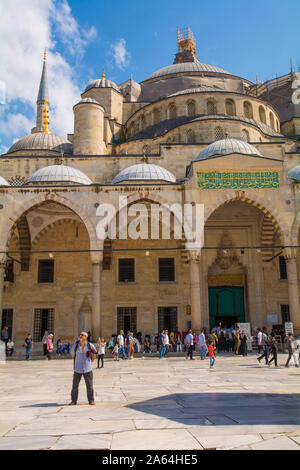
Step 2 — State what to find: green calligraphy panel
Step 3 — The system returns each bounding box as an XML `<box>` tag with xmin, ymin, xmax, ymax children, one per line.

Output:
<box><xmin>197</xmin><ymin>171</ymin><xmax>279</xmax><ymax>189</ymax></box>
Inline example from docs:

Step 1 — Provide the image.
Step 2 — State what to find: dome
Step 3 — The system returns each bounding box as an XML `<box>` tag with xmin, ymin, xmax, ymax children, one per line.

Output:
<box><xmin>27</xmin><ymin>165</ymin><xmax>92</xmax><ymax>185</ymax></box>
<box><xmin>169</xmin><ymin>86</ymin><xmax>223</xmax><ymax>97</ymax></box>
<box><xmin>84</xmin><ymin>78</ymin><xmax>120</xmax><ymax>93</ymax></box>
<box><xmin>0</xmin><ymin>175</ymin><xmax>10</xmax><ymax>186</ymax></box>
<box><xmin>76</xmin><ymin>98</ymin><xmax>101</xmax><ymax>105</ymax></box>
<box><xmin>288</xmin><ymin>166</ymin><xmax>300</xmax><ymax>182</ymax></box>
<box><xmin>195</xmin><ymin>139</ymin><xmax>262</xmax><ymax>161</ymax></box>
<box><xmin>7</xmin><ymin>132</ymin><xmax>73</xmax><ymax>154</ymax></box>
<box><xmin>145</xmin><ymin>60</ymin><xmax>230</xmax><ymax>81</ymax></box>
<box><xmin>112</xmin><ymin>163</ymin><xmax>176</xmax><ymax>184</ymax></box>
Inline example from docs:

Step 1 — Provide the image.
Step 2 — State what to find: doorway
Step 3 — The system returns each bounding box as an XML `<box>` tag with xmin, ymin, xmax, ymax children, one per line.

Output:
<box><xmin>209</xmin><ymin>286</ymin><xmax>245</xmax><ymax>330</ymax></box>
<box><xmin>117</xmin><ymin>307</ymin><xmax>137</xmax><ymax>333</ymax></box>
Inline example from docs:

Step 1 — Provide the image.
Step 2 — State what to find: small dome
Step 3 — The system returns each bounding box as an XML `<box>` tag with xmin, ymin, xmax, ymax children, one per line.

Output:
<box><xmin>7</xmin><ymin>132</ymin><xmax>72</xmax><ymax>154</ymax></box>
<box><xmin>288</xmin><ymin>166</ymin><xmax>300</xmax><ymax>182</ymax></box>
<box><xmin>112</xmin><ymin>163</ymin><xmax>176</xmax><ymax>184</ymax></box>
<box><xmin>0</xmin><ymin>175</ymin><xmax>10</xmax><ymax>186</ymax></box>
<box><xmin>195</xmin><ymin>138</ymin><xmax>262</xmax><ymax>161</ymax></box>
<box><xmin>76</xmin><ymin>98</ymin><xmax>101</xmax><ymax>105</ymax></box>
<box><xmin>27</xmin><ymin>165</ymin><xmax>92</xmax><ymax>185</ymax></box>
<box><xmin>84</xmin><ymin>78</ymin><xmax>120</xmax><ymax>93</ymax></box>
<box><xmin>145</xmin><ymin>60</ymin><xmax>230</xmax><ymax>81</ymax></box>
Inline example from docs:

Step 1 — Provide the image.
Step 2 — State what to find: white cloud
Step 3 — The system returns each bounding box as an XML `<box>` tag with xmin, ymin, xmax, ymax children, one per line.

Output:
<box><xmin>111</xmin><ymin>38</ymin><xmax>130</xmax><ymax>70</ymax></box>
<box><xmin>0</xmin><ymin>0</ymin><xmax>97</xmax><ymax>147</ymax></box>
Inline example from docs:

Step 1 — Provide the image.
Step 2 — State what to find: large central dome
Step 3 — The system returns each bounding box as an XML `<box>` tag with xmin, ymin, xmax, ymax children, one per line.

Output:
<box><xmin>144</xmin><ymin>60</ymin><xmax>230</xmax><ymax>81</ymax></box>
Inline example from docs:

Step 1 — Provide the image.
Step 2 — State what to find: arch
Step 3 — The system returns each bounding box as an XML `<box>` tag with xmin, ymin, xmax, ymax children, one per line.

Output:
<box><xmin>2</xmin><ymin>193</ymin><xmax>98</xmax><ymax>252</ymax></box>
<box><xmin>243</xmin><ymin>101</ymin><xmax>253</xmax><ymax>119</ymax></box>
<box><xmin>225</xmin><ymin>99</ymin><xmax>236</xmax><ymax>116</ymax></box>
<box><xmin>153</xmin><ymin>107</ymin><xmax>161</xmax><ymax>125</ymax></box>
<box><xmin>204</xmin><ymin>193</ymin><xmax>287</xmax><ymax>240</ymax></box>
<box><xmin>259</xmin><ymin>106</ymin><xmax>266</xmax><ymax>124</ymax></box>
<box><xmin>269</xmin><ymin>112</ymin><xmax>275</xmax><ymax>130</ymax></box>
<box><xmin>168</xmin><ymin>102</ymin><xmax>177</xmax><ymax>119</ymax></box>
<box><xmin>31</xmin><ymin>218</ymin><xmax>84</xmax><ymax>247</ymax></box>
<box><xmin>187</xmin><ymin>100</ymin><xmax>196</xmax><ymax>117</ymax></box>
<box><xmin>241</xmin><ymin>129</ymin><xmax>250</xmax><ymax>142</ymax></box>
<box><xmin>207</xmin><ymin>99</ymin><xmax>216</xmax><ymax>115</ymax></box>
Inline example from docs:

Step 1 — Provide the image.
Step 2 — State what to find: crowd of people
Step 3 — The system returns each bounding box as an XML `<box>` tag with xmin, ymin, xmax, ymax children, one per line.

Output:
<box><xmin>1</xmin><ymin>324</ymin><xmax>300</xmax><ymax>369</ymax></box>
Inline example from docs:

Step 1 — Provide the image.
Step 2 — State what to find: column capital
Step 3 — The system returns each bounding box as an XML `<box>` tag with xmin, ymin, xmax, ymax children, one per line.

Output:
<box><xmin>0</xmin><ymin>247</ymin><xmax>8</xmax><ymax>266</ymax></box>
<box><xmin>187</xmin><ymin>250</ymin><xmax>201</xmax><ymax>262</ymax></box>
<box><xmin>283</xmin><ymin>247</ymin><xmax>298</xmax><ymax>260</ymax></box>
<box><xmin>90</xmin><ymin>252</ymin><xmax>103</xmax><ymax>264</ymax></box>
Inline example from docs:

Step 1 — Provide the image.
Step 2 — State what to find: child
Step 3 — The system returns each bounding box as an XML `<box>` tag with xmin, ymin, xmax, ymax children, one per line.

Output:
<box><xmin>97</xmin><ymin>337</ymin><xmax>106</xmax><ymax>368</ymax></box>
<box><xmin>113</xmin><ymin>343</ymin><xmax>119</xmax><ymax>361</ymax></box>
<box><xmin>208</xmin><ymin>340</ymin><xmax>216</xmax><ymax>369</ymax></box>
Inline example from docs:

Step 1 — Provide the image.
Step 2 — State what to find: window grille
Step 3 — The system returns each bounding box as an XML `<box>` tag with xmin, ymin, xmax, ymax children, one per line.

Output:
<box><xmin>33</xmin><ymin>308</ymin><xmax>55</xmax><ymax>342</ymax></box>
<box><xmin>207</xmin><ymin>100</ymin><xmax>215</xmax><ymax>115</ymax></box>
<box><xmin>215</xmin><ymin>127</ymin><xmax>224</xmax><ymax>140</ymax></box>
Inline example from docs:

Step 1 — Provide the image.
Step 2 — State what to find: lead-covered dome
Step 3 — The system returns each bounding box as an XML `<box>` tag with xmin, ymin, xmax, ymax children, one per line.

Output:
<box><xmin>112</xmin><ymin>163</ymin><xmax>176</xmax><ymax>184</ymax></box>
<box><xmin>195</xmin><ymin>139</ymin><xmax>262</xmax><ymax>161</ymax></box>
<box><xmin>145</xmin><ymin>60</ymin><xmax>230</xmax><ymax>81</ymax></box>
<box><xmin>288</xmin><ymin>166</ymin><xmax>300</xmax><ymax>182</ymax></box>
<box><xmin>84</xmin><ymin>77</ymin><xmax>120</xmax><ymax>93</ymax></box>
<box><xmin>27</xmin><ymin>165</ymin><xmax>92</xmax><ymax>185</ymax></box>
<box><xmin>7</xmin><ymin>132</ymin><xmax>73</xmax><ymax>154</ymax></box>
<box><xmin>0</xmin><ymin>176</ymin><xmax>10</xmax><ymax>186</ymax></box>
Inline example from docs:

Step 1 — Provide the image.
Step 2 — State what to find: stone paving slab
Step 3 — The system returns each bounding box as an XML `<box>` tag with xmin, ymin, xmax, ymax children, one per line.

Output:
<box><xmin>0</xmin><ymin>354</ymin><xmax>299</xmax><ymax>450</ymax></box>
<box><xmin>250</xmin><ymin>435</ymin><xmax>300</xmax><ymax>450</ymax></box>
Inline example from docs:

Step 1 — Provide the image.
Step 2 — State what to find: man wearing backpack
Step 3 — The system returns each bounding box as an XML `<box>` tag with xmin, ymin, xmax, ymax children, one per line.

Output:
<box><xmin>69</xmin><ymin>331</ymin><xmax>97</xmax><ymax>405</ymax></box>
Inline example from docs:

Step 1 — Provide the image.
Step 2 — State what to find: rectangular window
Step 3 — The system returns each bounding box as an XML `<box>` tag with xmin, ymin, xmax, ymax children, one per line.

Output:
<box><xmin>118</xmin><ymin>259</ymin><xmax>134</xmax><ymax>283</ymax></box>
<box><xmin>33</xmin><ymin>308</ymin><xmax>55</xmax><ymax>342</ymax></box>
<box><xmin>281</xmin><ymin>304</ymin><xmax>290</xmax><ymax>324</ymax></box>
<box><xmin>117</xmin><ymin>307</ymin><xmax>137</xmax><ymax>334</ymax></box>
<box><xmin>158</xmin><ymin>307</ymin><xmax>178</xmax><ymax>333</ymax></box>
<box><xmin>38</xmin><ymin>260</ymin><xmax>54</xmax><ymax>283</ymax></box>
<box><xmin>4</xmin><ymin>261</ymin><xmax>14</xmax><ymax>282</ymax></box>
<box><xmin>159</xmin><ymin>258</ymin><xmax>175</xmax><ymax>282</ymax></box>
<box><xmin>2</xmin><ymin>309</ymin><xmax>13</xmax><ymax>339</ymax></box>
<box><xmin>279</xmin><ymin>256</ymin><xmax>287</xmax><ymax>280</ymax></box>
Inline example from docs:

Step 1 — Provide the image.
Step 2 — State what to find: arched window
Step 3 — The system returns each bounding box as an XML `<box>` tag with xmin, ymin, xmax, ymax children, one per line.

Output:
<box><xmin>241</xmin><ymin>129</ymin><xmax>250</xmax><ymax>142</ymax></box>
<box><xmin>215</xmin><ymin>127</ymin><xmax>224</xmax><ymax>141</ymax></box>
<box><xmin>140</xmin><ymin>114</ymin><xmax>145</xmax><ymax>129</ymax></box>
<box><xmin>269</xmin><ymin>112</ymin><xmax>275</xmax><ymax>130</ymax></box>
<box><xmin>187</xmin><ymin>100</ymin><xmax>196</xmax><ymax>116</ymax></box>
<box><xmin>142</xmin><ymin>145</ymin><xmax>150</xmax><ymax>154</ymax></box>
<box><xmin>186</xmin><ymin>129</ymin><xmax>196</xmax><ymax>143</ymax></box>
<box><xmin>153</xmin><ymin>108</ymin><xmax>160</xmax><ymax>125</ymax></box>
<box><xmin>259</xmin><ymin>106</ymin><xmax>266</xmax><ymax>124</ymax></box>
<box><xmin>166</xmin><ymin>137</ymin><xmax>172</xmax><ymax>144</ymax></box>
<box><xmin>276</xmin><ymin>120</ymin><xmax>280</xmax><ymax>132</ymax></box>
<box><xmin>243</xmin><ymin>101</ymin><xmax>253</xmax><ymax>119</ymax></box>
<box><xmin>168</xmin><ymin>102</ymin><xmax>177</xmax><ymax>119</ymax></box>
<box><xmin>207</xmin><ymin>100</ymin><xmax>216</xmax><ymax>115</ymax></box>
<box><xmin>225</xmin><ymin>99</ymin><xmax>236</xmax><ymax>116</ymax></box>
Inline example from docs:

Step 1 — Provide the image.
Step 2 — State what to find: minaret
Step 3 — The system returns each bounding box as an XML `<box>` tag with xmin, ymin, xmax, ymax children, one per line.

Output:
<box><xmin>31</xmin><ymin>49</ymin><xmax>50</xmax><ymax>133</ymax></box>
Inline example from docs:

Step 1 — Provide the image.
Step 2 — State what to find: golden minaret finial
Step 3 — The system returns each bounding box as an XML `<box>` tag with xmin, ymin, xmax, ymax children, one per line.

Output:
<box><xmin>43</xmin><ymin>102</ymin><xmax>50</xmax><ymax>133</ymax></box>
<box><xmin>44</xmin><ymin>48</ymin><xmax>47</xmax><ymax>61</ymax></box>
<box><xmin>102</xmin><ymin>68</ymin><xmax>105</xmax><ymax>80</ymax></box>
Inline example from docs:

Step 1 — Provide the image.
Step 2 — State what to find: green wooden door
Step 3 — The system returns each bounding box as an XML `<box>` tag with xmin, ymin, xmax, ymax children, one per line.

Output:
<box><xmin>208</xmin><ymin>286</ymin><xmax>245</xmax><ymax>329</ymax></box>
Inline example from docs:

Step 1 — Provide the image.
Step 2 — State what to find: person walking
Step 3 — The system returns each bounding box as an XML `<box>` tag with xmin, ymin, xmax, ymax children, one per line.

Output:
<box><xmin>128</xmin><ymin>332</ymin><xmax>135</xmax><ymax>359</ymax></box>
<box><xmin>70</xmin><ymin>331</ymin><xmax>97</xmax><ymax>405</ymax></box>
<box><xmin>96</xmin><ymin>337</ymin><xmax>106</xmax><ymax>368</ymax></box>
<box><xmin>233</xmin><ymin>327</ymin><xmax>241</xmax><ymax>355</ymax></box>
<box><xmin>285</xmin><ymin>333</ymin><xmax>299</xmax><ymax>368</ymax></box>
<box><xmin>268</xmin><ymin>335</ymin><xmax>279</xmax><ymax>367</ymax></box>
<box><xmin>24</xmin><ymin>333</ymin><xmax>33</xmax><ymax>360</ymax></box>
<box><xmin>113</xmin><ymin>343</ymin><xmax>119</xmax><ymax>361</ymax></box>
<box><xmin>257</xmin><ymin>328</ymin><xmax>269</xmax><ymax>365</ymax></box>
<box><xmin>199</xmin><ymin>328</ymin><xmax>208</xmax><ymax>360</ymax></box>
<box><xmin>117</xmin><ymin>330</ymin><xmax>127</xmax><ymax>360</ymax></box>
<box><xmin>159</xmin><ymin>330</ymin><xmax>166</xmax><ymax>358</ymax></box>
<box><xmin>208</xmin><ymin>340</ymin><xmax>216</xmax><ymax>369</ymax></box>
<box><xmin>164</xmin><ymin>330</ymin><xmax>170</xmax><ymax>357</ymax></box>
<box><xmin>42</xmin><ymin>330</ymin><xmax>49</xmax><ymax>356</ymax></box>
<box><xmin>257</xmin><ymin>328</ymin><xmax>263</xmax><ymax>354</ymax></box>
<box><xmin>239</xmin><ymin>331</ymin><xmax>248</xmax><ymax>356</ymax></box>
<box><xmin>185</xmin><ymin>329</ymin><xmax>194</xmax><ymax>360</ymax></box>
<box><xmin>46</xmin><ymin>333</ymin><xmax>54</xmax><ymax>360</ymax></box>
<box><xmin>1</xmin><ymin>326</ymin><xmax>9</xmax><ymax>355</ymax></box>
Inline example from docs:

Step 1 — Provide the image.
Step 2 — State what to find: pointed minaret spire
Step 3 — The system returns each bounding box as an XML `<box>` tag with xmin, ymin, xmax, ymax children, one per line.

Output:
<box><xmin>32</xmin><ymin>49</ymin><xmax>50</xmax><ymax>133</ymax></box>
<box><xmin>102</xmin><ymin>68</ymin><xmax>106</xmax><ymax>80</ymax></box>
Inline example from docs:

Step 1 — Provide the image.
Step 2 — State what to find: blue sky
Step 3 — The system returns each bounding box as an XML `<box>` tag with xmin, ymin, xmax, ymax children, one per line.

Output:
<box><xmin>0</xmin><ymin>0</ymin><xmax>299</xmax><ymax>153</ymax></box>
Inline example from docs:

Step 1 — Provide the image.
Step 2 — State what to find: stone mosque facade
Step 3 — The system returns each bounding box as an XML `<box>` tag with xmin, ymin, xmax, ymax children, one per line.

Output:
<box><xmin>1</xmin><ymin>29</ymin><xmax>300</xmax><ymax>345</ymax></box>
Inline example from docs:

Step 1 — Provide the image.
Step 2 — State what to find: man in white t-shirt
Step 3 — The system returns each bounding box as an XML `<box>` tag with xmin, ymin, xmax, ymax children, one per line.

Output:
<box><xmin>117</xmin><ymin>330</ymin><xmax>127</xmax><ymax>359</ymax></box>
<box><xmin>164</xmin><ymin>330</ymin><xmax>170</xmax><ymax>356</ymax></box>
<box><xmin>198</xmin><ymin>329</ymin><xmax>207</xmax><ymax>360</ymax></box>
<box><xmin>257</xmin><ymin>329</ymin><xmax>263</xmax><ymax>354</ymax></box>
<box><xmin>185</xmin><ymin>329</ymin><xmax>194</xmax><ymax>360</ymax></box>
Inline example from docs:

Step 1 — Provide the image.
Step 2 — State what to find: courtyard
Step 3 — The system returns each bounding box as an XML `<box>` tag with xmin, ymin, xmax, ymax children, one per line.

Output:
<box><xmin>0</xmin><ymin>353</ymin><xmax>299</xmax><ymax>450</ymax></box>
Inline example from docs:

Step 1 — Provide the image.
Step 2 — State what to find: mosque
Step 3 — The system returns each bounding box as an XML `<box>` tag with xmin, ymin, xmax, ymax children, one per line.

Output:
<box><xmin>1</xmin><ymin>28</ymin><xmax>300</xmax><ymax>345</ymax></box>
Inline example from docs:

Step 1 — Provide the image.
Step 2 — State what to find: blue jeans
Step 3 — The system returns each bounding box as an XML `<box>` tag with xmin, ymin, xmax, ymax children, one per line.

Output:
<box><xmin>210</xmin><ymin>357</ymin><xmax>215</xmax><ymax>367</ymax></box>
<box><xmin>200</xmin><ymin>345</ymin><xmax>208</xmax><ymax>360</ymax></box>
<box><xmin>159</xmin><ymin>345</ymin><xmax>166</xmax><ymax>358</ymax></box>
<box><xmin>120</xmin><ymin>345</ymin><xmax>127</xmax><ymax>359</ymax></box>
<box><xmin>25</xmin><ymin>347</ymin><xmax>31</xmax><ymax>360</ymax></box>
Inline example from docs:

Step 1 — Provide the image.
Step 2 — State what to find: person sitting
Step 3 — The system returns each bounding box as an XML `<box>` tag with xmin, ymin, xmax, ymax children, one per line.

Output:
<box><xmin>6</xmin><ymin>338</ymin><xmax>14</xmax><ymax>357</ymax></box>
<box><xmin>62</xmin><ymin>339</ymin><xmax>70</xmax><ymax>354</ymax></box>
<box><xmin>56</xmin><ymin>339</ymin><xmax>64</xmax><ymax>355</ymax></box>
<box><xmin>107</xmin><ymin>336</ymin><xmax>115</xmax><ymax>352</ymax></box>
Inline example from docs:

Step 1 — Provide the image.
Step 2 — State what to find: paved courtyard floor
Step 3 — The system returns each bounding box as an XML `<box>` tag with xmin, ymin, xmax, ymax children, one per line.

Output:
<box><xmin>0</xmin><ymin>353</ymin><xmax>299</xmax><ymax>450</ymax></box>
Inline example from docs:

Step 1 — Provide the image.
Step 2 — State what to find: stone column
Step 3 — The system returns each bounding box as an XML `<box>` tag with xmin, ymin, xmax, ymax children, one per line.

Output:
<box><xmin>188</xmin><ymin>250</ymin><xmax>202</xmax><ymax>332</ymax></box>
<box><xmin>285</xmin><ymin>253</ymin><xmax>300</xmax><ymax>332</ymax></box>
<box><xmin>91</xmin><ymin>253</ymin><xmax>103</xmax><ymax>339</ymax></box>
<box><xmin>0</xmin><ymin>249</ymin><xmax>7</xmax><ymax>330</ymax></box>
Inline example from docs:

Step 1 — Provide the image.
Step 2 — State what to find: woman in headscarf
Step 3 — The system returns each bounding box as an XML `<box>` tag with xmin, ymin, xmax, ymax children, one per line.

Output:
<box><xmin>239</xmin><ymin>330</ymin><xmax>248</xmax><ymax>356</ymax></box>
